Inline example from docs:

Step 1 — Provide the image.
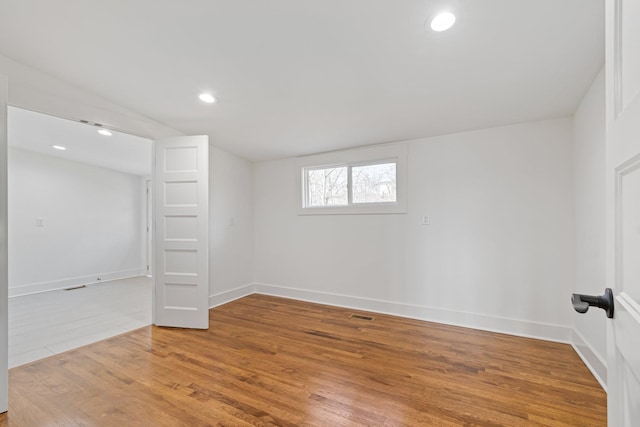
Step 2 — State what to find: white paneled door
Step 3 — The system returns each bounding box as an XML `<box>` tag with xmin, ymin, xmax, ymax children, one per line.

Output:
<box><xmin>0</xmin><ymin>75</ymin><xmax>8</xmax><ymax>413</ymax></box>
<box><xmin>154</xmin><ymin>136</ymin><xmax>209</xmax><ymax>329</ymax></box>
<box><xmin>606</xmin><ymin>0</ymin><xmax>640</xmax><ymax>425</ymax></box>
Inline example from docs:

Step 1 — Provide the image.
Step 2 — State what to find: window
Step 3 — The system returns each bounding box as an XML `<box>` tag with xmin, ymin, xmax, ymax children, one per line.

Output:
<box><xmin>298</xmin><ymin>144</ymin><xmax>407</xmax><ymax>215</ymax></box>
<box><xmin>306</xmin><ymin>166</ymin><xmax>348</xmax><ymax>207</ymax></box>
<box><xmin>303</xmin><ymin>160</ymin><xmax>397</xmax><ymax>208</ymax></box>
<box><xmin>352</xmin><ymin>162</ymin><xmax>396</xmax><ymax>204</ymax></box>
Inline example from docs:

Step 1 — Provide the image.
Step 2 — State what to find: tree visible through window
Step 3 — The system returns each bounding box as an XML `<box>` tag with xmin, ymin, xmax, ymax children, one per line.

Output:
<box><xmin>303</xmin><ymin>160</ymin><xmax>397</xmax><ymax>208</ymax></box>
<box><xmin>352</xmin><ymin>162</ymin><xmax>396</xmax><ymax>203</ymax></box>
<box><xmin>307</xmin><ymin>167</ymin><xmax>348</xmax><ymax>207</ymax></box>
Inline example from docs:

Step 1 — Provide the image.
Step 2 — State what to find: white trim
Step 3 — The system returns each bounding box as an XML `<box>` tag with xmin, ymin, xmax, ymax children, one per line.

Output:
<box><xmin>613</xmin><ymin>0</ymin><xmax>623</xmax><ymax>117</ymax></box>
<box><xmin>208</xmin><ymin>283</ymin><xmax>255</xmax><ymax>308</ymax></box>
<box><xmin>252</xmin><ymin>282</ymin><xmax>572</xmax><ymax>343</ymax></box>
<box><xmin>617</xmin><ymin>291</ymin><xmax>640</xmax><ymax>323</ymax></box>
<box><xmin>0</xmin><ymin>73</ymin><xmax>8</xmax><ymax>413</ymax></box>
<box><xmin>8</xmin><ymin>268</ymin><xmax>145</xmax><ymax>298</ymax></box>
<box><xmin>571</xmin><ymin>329</ymin><xmax>608</xmax><ymax>391</ymax></box>
<box><xmin>210</xmin><ymin>283</ymin><xmax>607</xmax><ymax>387</ymax></box>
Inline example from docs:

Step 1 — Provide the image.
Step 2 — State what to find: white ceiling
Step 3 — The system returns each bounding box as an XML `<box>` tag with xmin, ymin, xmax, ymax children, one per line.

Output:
<box><xmin>8</xmin><ymin>107</ymin><xmax>152</xmax><ymax>176</ymax></box>
<box><xmin>0</xmin><ymin>0</ymin><xmax>604</xmax><ymax>162</ymax></box>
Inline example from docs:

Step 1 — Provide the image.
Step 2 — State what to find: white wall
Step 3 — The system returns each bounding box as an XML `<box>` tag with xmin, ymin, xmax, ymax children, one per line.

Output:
<box><xmin>572</xmin><ymin>69</ymin><xmax>607</xmax><ymax>388</ymax></box>
<box><xmin>0</xmin><ymin>52</ymin><xmax>256</xmax><ymax>305</ymax></box>
<box><xmin>0</xmin><ymin>54</ymin><xmax>180</xmax><ymax>140</ymax></box>
<box><xmin>1</xmin><ymin>51</ymin><xmax>604</xmax><ymax>388</ymax></box>
<box><xmin>8</xmin><ymin>148</ymin><xmax>144</xmax><ymax>296</ymax></box>
<box><xmin>209</xmin><ymin>146</ymin><xmax>254</xmax><ymax>305</ymax></box>
<box><xmin>253</xmin><ymin>118</ymin><xmax>575</xmax><ymax>341</ymax></box>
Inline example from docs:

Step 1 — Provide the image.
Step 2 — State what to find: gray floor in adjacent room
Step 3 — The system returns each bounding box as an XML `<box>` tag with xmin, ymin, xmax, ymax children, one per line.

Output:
<box><xmin>8</xmin><ymin>276</ymin><xmax>152</xmax><ymax>368</ymax></box>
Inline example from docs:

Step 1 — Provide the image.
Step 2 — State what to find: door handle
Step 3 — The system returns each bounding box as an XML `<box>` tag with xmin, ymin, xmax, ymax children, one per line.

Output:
<box><xmin>571</xmin><ymin>288</ymin><xmax>614</xmax><ymax>318</ymax></box>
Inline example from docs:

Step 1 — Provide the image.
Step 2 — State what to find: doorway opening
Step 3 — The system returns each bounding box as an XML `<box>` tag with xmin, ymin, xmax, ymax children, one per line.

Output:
<box><xmin>7</xmin><ymin>106</ymin><xmax>153</xmax><ymax>367</ymax></box>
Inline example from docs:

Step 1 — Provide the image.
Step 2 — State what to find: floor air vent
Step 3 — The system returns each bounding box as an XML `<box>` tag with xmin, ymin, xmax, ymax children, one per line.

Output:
<box><xmin>64</xmin><ymin>285</ymin><xmax>87</xmax><ymax>291</ymax></box>
<box><xmin>349</xmin><ymin>314</ymin><xmax>375</xmax><ymax>321</ymax></box>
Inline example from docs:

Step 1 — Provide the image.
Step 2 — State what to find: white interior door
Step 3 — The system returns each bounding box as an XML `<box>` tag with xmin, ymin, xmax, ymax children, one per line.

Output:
<box><xmin>0</xmin><ymin>75</ymin><xmax>8</xmax><ymax>413</ymax></box>
<box><xmin>606</xmin><ymin>0</ymin><xmax>640</xmax><ymax>425</ymax></box>
<box><xmin>154</xmin><ymin>136</ymin><xmax>209</xmax><ymax>329</ymax></box>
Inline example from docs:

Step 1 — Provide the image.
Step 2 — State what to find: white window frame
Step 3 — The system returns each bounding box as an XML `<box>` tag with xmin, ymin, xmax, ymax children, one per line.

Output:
<box><xmin>297</xmin><ymin>144</ymin><xmax>407</xmax><ymax>215</ymax></box>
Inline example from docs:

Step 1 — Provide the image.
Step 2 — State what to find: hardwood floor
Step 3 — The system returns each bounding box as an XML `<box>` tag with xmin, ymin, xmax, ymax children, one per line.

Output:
<box><xmin>8</xmin><ymin>276</ymin><xmax>151</xmax><ymax>368</ymax></box>
<box><xmin>1</xmin><ymin>294</ymin><xmax>605</xmax><ymax>426</ymax></box>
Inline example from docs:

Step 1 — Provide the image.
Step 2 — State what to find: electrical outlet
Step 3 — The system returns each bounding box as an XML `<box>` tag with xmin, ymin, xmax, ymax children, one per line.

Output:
<box><xmin>421</xmin><ymin>216</ymin><xmax>430</xmax><ymax>225</ymax></box>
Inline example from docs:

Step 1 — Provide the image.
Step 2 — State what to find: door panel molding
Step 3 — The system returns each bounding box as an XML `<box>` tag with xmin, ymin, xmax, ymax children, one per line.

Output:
<box><xmin>154</xmin><ymin>136</ymin><xmax>209</xmax><ymax>329</ymax></box>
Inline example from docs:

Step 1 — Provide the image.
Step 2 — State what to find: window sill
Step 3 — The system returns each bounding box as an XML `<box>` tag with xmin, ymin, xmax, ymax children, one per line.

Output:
<box><xmin>298</xmin><ymin>203</ymin><xmax>407</xmax><ymax>215</ymax></box>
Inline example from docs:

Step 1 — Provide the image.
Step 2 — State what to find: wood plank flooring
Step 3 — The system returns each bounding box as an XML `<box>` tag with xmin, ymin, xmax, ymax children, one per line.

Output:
<box><xmin>8</xmin><ymin>276</ymin><xmax>151</xmax><ymax>368</ymax></box>
<box><xmin>1</xmin><ymin>294</ymin><xmax>606</xmax><ymax>426</ymax></box>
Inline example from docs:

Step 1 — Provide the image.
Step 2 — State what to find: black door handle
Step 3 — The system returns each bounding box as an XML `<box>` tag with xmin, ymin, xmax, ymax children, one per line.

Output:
<box><xmin>571</xmin><ymin>288</ymin><xmax>614</xmax><ymax>318</ymax></box>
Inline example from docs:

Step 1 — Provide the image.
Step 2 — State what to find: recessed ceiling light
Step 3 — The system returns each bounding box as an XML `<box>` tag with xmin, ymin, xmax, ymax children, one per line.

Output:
<box><xmin>199</xmin><ymin>93</ymin><xmax>216</xmax><ymax>104</ymax></box>
<box><xmin>51</xmin><ymin>145</ymin><xmax>67</xmax><ymax>151</ymax></box>
<box><xmin>431</xmin><ymin>12</ymin><xmax>456</xmax><ymax>32</ymax></box>
<box><xmin>98</xmin><ymin>129</ymin><xmax>112</xmax><ymax>136</ymax></box>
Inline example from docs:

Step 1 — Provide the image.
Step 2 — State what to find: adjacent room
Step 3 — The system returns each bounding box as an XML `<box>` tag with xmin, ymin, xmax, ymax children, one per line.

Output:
<box><xmin>7</xmin><ymin>107</ymin><xmax>153</xmax><ymax>367</ymax></box>
<box><xmin>0</xmin><ymin>0</ymin><xmax>638</xmax><ymax>426</ymax></box>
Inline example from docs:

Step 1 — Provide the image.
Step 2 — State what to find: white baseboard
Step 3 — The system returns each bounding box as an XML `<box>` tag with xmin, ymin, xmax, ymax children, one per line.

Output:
<box><xmin>209</xmin><ymin>283</ymin><xmax>255</xmax><ymax>308</ymax></box>
<box><xmin>571</xmin><ymin>329</ymin><xmax>607</xmax><ymax>391</ymax></box>
<box><xmin>13</xmin><ymin>275</ymin><xmax>602</xmax><ymax>384</ymax></box>
<box><xmin>207</xmin><ymin>282</ymin><xmax>607</xmax><ymax>387</ymax></box>
<box><xmin>8</xmin><ymin>269</ymin><xmax>145</xmax><ymax>298</ymax></box>
<box><xmin>252</xmin><ymin>282</ymin><xmax>573</xmax><ymax>344</ymax></box>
